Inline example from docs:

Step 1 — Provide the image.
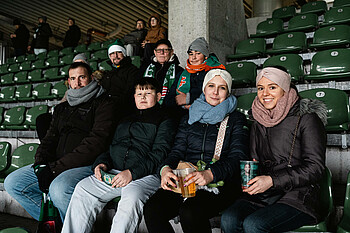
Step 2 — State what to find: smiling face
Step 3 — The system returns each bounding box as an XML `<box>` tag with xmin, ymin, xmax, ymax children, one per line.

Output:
<box><xmin>68</xmin><ymin>66</ymin><xmax>92</xmax><ymax>89</ymax></box>
<box><xmin>154</xmin><ymin>44</ymin><xmax>173</xmax><ymax>65</ymax></box>
<box><xmin>203</xmin><ymin>75</ymin><xmax>229</xmax><ymax>106</ymax></box>
<box><xmin>188</xmin><ymin>50</ymin><xmax>206</xmax><ymax>65</ymax></box>
<box><xmin>134</xmin><ymin>86</ymin><xmax>161</xmax><ymax>110</ymax></box>
<box><xmin>109</xmin><ymin>51</ymin><xmax>124</xmax><ymax>66</ymax></box>
<box><xmin>257</xmin><ymin>76</ymin><xmax>285</xmax><ymax>110</ymax></box>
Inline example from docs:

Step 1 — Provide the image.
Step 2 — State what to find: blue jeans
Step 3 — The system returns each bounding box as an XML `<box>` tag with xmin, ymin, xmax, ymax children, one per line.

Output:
<box><xmin>221</xmin><ymin>199</ymin><xmax>314</xmax><ymax>233</ymax></box>
<box><xmin>4</xmin><ymin>164</ymin><xmax>93</xmax><ymax>221</ymax></box>
<box><xmin>34</xmin><ymin>48</ymin><xmax>47</xmax><ymax>55</ymax></box>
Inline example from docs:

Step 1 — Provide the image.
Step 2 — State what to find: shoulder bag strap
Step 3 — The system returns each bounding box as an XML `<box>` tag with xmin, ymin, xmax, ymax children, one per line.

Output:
<box><xmin>213</xmin><ymin>115</ymin><xmax>229</xmax><ymax>161</ymax></box>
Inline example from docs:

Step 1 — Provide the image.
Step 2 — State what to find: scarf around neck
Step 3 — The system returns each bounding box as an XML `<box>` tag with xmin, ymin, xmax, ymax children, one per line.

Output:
<box><xmin>188</xmin><ymin>93</ymin><xmax>237</xmax><ymax>125</ymax></box>
<box><xmin>252</xmin><ymin>88</ymin><xmax>299</xmax><ymax>127</ymax></box>
<box><xmin>66</xmin><ymin>80</ymin><xmax>105</xmax><ymax>106</ymax></box>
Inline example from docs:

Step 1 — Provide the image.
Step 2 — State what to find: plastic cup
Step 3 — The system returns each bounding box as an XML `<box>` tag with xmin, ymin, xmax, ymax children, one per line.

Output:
<box><xmin>240</xmin><ymin>160</ymin><xmax>259</xmax><ymax>190</ymax></box>
<box><xmin>173</xmin><ymin>168</ymin><xmax>196</xmax><ymax>198</ymax></box>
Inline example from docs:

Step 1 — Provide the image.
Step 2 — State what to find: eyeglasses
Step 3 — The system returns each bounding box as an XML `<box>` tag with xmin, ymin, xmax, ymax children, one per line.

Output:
<box><xmin>155</xmin><ymin>48</ymin><xmax>172</xmax><ymax>54</ymax></box>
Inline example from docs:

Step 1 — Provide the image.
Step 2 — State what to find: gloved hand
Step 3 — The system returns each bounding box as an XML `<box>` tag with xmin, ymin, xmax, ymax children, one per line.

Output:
<box><xmin>33</xmin><ymin>164</ymin><xmax>54</xmax><ymax>193</ymax></box>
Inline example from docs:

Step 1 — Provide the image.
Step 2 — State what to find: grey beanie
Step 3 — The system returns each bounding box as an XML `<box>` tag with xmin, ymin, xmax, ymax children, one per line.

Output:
<box><xmin>187</xmin><ymin>37</ymin><xmax>209</xmax><ymax>58</ymax></box>
<box><xmin>73</xmin><ymin>53</ymin><xmax>89</xmax><ymax>65</ymax></box>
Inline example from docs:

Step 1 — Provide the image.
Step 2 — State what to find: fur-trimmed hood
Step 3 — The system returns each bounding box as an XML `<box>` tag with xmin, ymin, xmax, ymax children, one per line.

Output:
<box><xmin>299</xmin><ymin>98</ymin><xmax>327</xmax><ymax>126</ymax></box>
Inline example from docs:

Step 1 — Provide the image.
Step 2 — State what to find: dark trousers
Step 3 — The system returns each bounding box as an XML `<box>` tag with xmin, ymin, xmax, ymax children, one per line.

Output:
<box><xmin>14</xmin><ymin>48</ymin><xmax>26</xmax><ymax>57</ymax></box>
<box><xmin>143</xmin><ymin>43</ymin><xmax>156</xmax><ymax>61</ymax></box>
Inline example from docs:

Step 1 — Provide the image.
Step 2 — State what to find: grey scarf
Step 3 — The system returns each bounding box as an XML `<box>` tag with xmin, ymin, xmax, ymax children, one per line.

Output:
<box><xmin>66</xmin><ymin>80</ymin><xmax>105</xmax><ymax>106</ymax></box>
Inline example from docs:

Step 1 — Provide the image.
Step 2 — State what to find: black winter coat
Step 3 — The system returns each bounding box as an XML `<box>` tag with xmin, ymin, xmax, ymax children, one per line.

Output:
<box><xmin>123</xmin><ymin>28</ymin><xmax>147</xmax><ymax>45</ymax></box>
<box><xmin>35</xmin><ymin>93</ymin><xmax>117</xmax><ymax>176</ymax></box>
<box><xmin>12</xmin><ymin>24</ymin><xmax>30</xmax><ymax>50</ymax></box>
<box><xmin>62</xmin><ymin>24</ymin><xmax>81</xmax><ymax>48</ymax></box>
<box><xmin>31</xmin><ymin>22</ymin><xmax>52</xmax><ymax>49</ymax></box>
<box><xmin>249</xmin><ymin>99</ymin><xmax>327</xmax><ymax>223</ymax></box>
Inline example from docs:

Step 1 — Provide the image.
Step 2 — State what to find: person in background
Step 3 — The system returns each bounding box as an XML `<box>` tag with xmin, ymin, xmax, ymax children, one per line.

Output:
<box><xmin>10</xmin><ymin>19</ymin><xmax>29</xmax><ymax>57</ymax></box>
<box><xmin>62</xmin><ymin>18</ymin><xmax>81</xmax><ymax>48</ymax></box>
<box><xmin>124</xmin><ymin>19</ymin><xmax>148</xmax><ymax>57</ymax></box>
<box><xmin>28</xmin><ymin>16</ymin><xmax>52</xmax><ymax>55</ymax></box>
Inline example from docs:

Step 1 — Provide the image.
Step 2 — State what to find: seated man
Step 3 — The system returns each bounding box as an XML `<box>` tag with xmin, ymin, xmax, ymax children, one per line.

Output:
<box><xmin>4</xmin><ymin>62</ymin><xmax>117</xmax><ymax>222</ymax></box>
<box><xmin>123</xmin><ymin>19</ymin><xmax>148</xmax><ymax>57</ymax></box>
<box><xmin>62</xmin><ymin>77</ymin><xmax>176</xmax><ymax>233</ymax></box>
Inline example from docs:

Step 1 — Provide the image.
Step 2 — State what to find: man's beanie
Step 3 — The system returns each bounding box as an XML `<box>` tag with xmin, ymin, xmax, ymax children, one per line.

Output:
<box><xmin>108</xmin><ymin>39</ymin><xmax>126</xmax><ymax>56</ymax></box>
<box><xmin>13</xmin><ymin>19</ymin><xmax>21</xmax><ymax>25</ymax></box>
<box><xmin>187</xmin><ymin>37</ymin><xmax>209</xmax><ymax>58</ymax></box>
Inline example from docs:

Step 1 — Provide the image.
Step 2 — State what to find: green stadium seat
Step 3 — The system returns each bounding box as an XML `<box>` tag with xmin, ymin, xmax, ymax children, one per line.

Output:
<box><xmin>227</xmin><ymin>38</ymin><xmax>266</xmax><ymax>60</ymax></box>
<box><xmin>19</xmin><ymin>61</ymin><xmax>32</xmax><ymax>71</ymax></box>
<box><xmin>31</xmin><ymin>59</ymin><xmax>46</xmax><ymax>69</ymax></box>
<box><xmin>15</xmin><ymin>84</ymin><xmax>32</xmax><ymax>101</ymax></box>
<box><xmin>337</xmin><ymin>171</ymin><xmax>350</xmax><ymax>233</ymax></box>
<box><xmin>301</xmin><ymin>1</ymin><xmax>327</xmax><ymax>15</ymax></box>
<box><xmin>59</xmin><ymin>65</ymin><xmax>70</xmax><ymax>78</ymax></box>
<box><xmin>59</xmin><ymin>46</ymin><xmax>75</xmax><ymax>56</ymax></box>
<box><xmin>28</xmin><ymin>69</ymin><xmax>44</xmax><ymax>82</ymax></box>
<box><xmin>1</xmin><ymin>106</ymin><xmax>26</xmax><ymax>129</ymax></box>
<box><xmin>333</xmin><ymin>0</ymin><xmax>350</xmax><ymax>8</ymax></box>
<box><xmin>90</xmin><ymin>61</ymin><xmax>98</xmax><ymax>71</ymax></box>
<box><xmin>6</xmin><ymin>57</ymin><xmax>16</xmax><ymax>64</ymax></box>
<box><xmin>36</xmin><ymin>51</ymin><xmax>47</xmax><ymax>60</ymax></box>
<box><xmin>263</xmin><ymin>54</ymin><xmax>304</xmax><ymax>82</ymax></box>
<box><xmin>88</xmin><ymin>42</ymin><xmax>102</xmax><ymax>51</ymax></box>
<box><xmin>0</xmin><ymin>64</ymin><xmax>8</xmax><ymax>75</ymax></box>
<box><xmin>1</xmin><ymin>73</ymin><xmax>14</xmax><ymax>85</ymax></box>
<box><xmin>23</xmin><ymin>105</ymin><xmax>49</xmax><ymax>129</ymax></box>
<box><xmin>8</xmin><ymin>63</ymin><xmax>20</xmax><ymax>73</ymax></box>
<box><xmin>226</xmin><ymin>61</ymin><xmax>257</xmax><ymax>86</ymax></box>
<box><xmin>321</xmin><ymin>7</ymin><xmax>350</xmax><ymax>27</ymax></box>
<box><xmin>32</xmin><ymin>83</ymin><xmax>53</xmax><ymax>100</ymax></box>
<box><xmin>299</xmin><ymin>88</ymin><xmax>350</xmax><ymax>132</ymax></box>
<box><xmin>44</xmin><ymin>67</ymin><xmax>64</xmax><ymax>80</ymax></box>
<box><xmin>0</xmin><ymin>142</ymin><xmax>11</xmax><ymax>173</ymax></box>
<box><xmin>131</xmin><ymin>56</ymin><xmax>141</xmax><ymax>68</ymax></box>
<box><xmin>266</xmin><ymin>31</ymin><xmax>307</xmax><ymax>55</ymax></box>
<box><xmin>309</xmin><ymin>25</ymin><xmax>350</xmax><ymax>50</ymax></box>
<box><xmin>14</xmin><ymin>71</ymin><xmax>29</xmax><ymax>84</ymax></box>
<box><xmin>60</xmin><ymin>54</ymin><xmax>75</xmax><ymax>66</ymax></box>
<box><xmin>15</xmin><ymin>55</ymin><xmax>25</xmax><ymax>63</ymax></box>
<box><xmin>272</xmin><ymin>5</ymin><xmax>296</xmax><ymax>21</ymax></box>
<box><xmin>90</xmin><ymin>49</ymin><xmax>108</xmax><ymax>61</ymax></box>
<box><xmin>0</xmin><ymin>227</ymin><xmax>31</xmax><ymax>233</ymax></box>
<box><xmin>47</xmin><ymin>49</ymin><xmax>59</xmax><ymax>58</ymax></box>
<box><xmin>100</xmin><ymin>39</ymin><xmax>114</xmax><ymax>49</ymax></box>
<box><xmin>98</xmin><ymin>60</ymin><xmax>112</xmax><ymax>71</ymax></box>
<box><xmin>25</xmin><ymin>53</ymin><xmax>37</xmax><ymax>62</ymax></box>
<box><xmin>236</xmin><ymin>93</ymin><xmax>256</xmax><ymax>123</ymax></box>
<box><xmin>0</xmin><ymin>87</ymin><xmax>16</xmax><ymax>102</ymax></box>
<box><xmin>74</xmin><ymin>44</ymin><xmax>87</xmax><ymax>53</ymax></box>
<box><xmin>294</xmin><ymin>167</ymin><xmax>333</xmax><ymax>232</ymax></box>
<box><xmin>305</xmin><ymin>48</ymin><xmax>350</xmax><ymax>81</ymax></box>
<box><xmin>0</xmin><ymin>107</ymin><xmax>4</xmax><ymax>124</ymax></box>
<box><xmin>285</xmin><ymin>13</ymin><xmax>318</xmax><ymax>32</ymax></box>
<box><xmin>45</xmin><ymin>56</ymin><xmax>61</xmax><ymax>68</ymax></box>
<box><xmin>52</xmin><ymin>80</ymin><xmax>67</xmax><ymax>98</ymax></box>
<box><xmin>250</xmin><ymin>18</ymin><xmax>284</xmax><ymax>38</ymax></box>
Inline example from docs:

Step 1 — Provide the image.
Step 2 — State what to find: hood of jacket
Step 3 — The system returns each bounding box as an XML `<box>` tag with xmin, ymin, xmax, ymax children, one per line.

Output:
<box><xmin>148</xmin><ymin>13</ymin><xmax>161</xmax><ymax>28</ymax></box>
<box><xmin>298</xmin><ymin>98</ymin><xmax>327</xmax><ymax>126</ymax></box>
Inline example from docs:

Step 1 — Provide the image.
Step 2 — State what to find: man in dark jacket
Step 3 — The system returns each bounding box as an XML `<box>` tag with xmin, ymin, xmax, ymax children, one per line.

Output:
<box><xmin>10</xmin><ymin>19</ymin><xmax>30</xmax><ymax>57</ymax></box>
<box><xmin>28</xmin><ymin>16</ymin><xmax>52</xmax><ymax>55</ymax></box>
<box><xmin>62</xmin><ymin>18</ymin><xmax>81</xmax><ymax>48</ymax></box>
<box><xmin>124</xmin><ymin>19</ymin><xmax>148</xmax><ymax>56</ymax></box>
<box><xmin>4</xmin><ymin>62</ymin><xmax>117</xmax><ymax>222</ymax></box>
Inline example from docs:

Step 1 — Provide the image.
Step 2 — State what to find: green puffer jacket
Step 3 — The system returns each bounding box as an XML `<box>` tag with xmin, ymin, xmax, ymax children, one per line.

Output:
<box><xmin>93</xmin><ymin>104</ymin><xmax>176</xmax><ymax>180</ymax></box>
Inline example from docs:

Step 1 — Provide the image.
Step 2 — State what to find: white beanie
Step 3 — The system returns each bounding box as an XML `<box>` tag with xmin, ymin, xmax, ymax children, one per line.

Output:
<box><xmin>202</xmin><ymin>69</ymin><xmax>232</xmax><ymax>93</ymax></box>
<box><xmin>108</xmin><ymin>45</ymin><xmax>126</xmax><ymax>56</ymax></box>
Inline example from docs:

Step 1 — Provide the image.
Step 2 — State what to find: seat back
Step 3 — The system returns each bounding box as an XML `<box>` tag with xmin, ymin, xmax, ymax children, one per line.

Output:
<box><xmin>15</xmin><ymin>84</ymin><xmax>32</xmax><ymax>100</ymax></box>
<box><xmin>272</xmin><ymin>6</ymin><xmax>296</xmax><ymax>20</ymax></box>
<box><xmin>131</xmin><ymin>56</ymin><xmax>141</xmax><ymax>68</ymax></box>
<box><xmin>323</xmin><ymin>6</ymin><xmax>350</xmax><ymax>26</ymax></box>
<box><xmin>36</xmin><ymin>52</ymin><xmax>47</xmax><ymax>60</ymax></box>
<box><xmin>100</xmin><ymin>39</ymin><xmax>114</xmax><ymax>49</ymax></box>
<box><xmin>59</xmin><ymin>47</ymin><xmax>74</xmax><ymax>56</ymax></box>
<box><xmin>0</xmin><ymin>64</ymin><xmax>8</xmax><ymax>75</ymax></box>
<box><xmin>28</xmin><ymin>69</ymin><xmax>43</xmax><ymax>82</ymax></box>
<box><xmin>74</xmin><ymin>44</ymin><xmax>87</xmax><ymax>53</ymax></box>
<box><xmin>60</xmin><ymin>54</ymin><xmax>75</xmax><ymax>66</ymax></box>
<box><xmin>0</xmin><ymin>107</ymin><xmax>4</xmax><ymax>124</ymax></box>
<box><xmin>45</xmin><ymin>56</ymin><xmax>60</xmax><ymax>68</ymax></box>
<box><xmin>33</xmin><ymin>83</ymin><xmax>52</xmax><ymax>99</ymax></box>
<box><xmin>52</xmin><ymin>80</ymin><xmax>67</xmax><ymax>98</ymax></box>
<box><xmin>6</xmin><ymin>57</ymin><xmax>16</xmax><ymax>64</ymax></box>
<box><xmin>1</xmin><ymin>73</ymin><xmax>14</xmax><ymax>85</ymax></box>
<box><xmin>236</xmin><ymin>93</ymin><xmax>257</xmax><ymax>120</ymax></box>
<box><xmin>14</xmin><ymin>71</ymin><xmax>28</xmax><ymax>84</ymax></box>
<box><xmin>43</xmin><ymin>67</ymin><xmax>60</xmax><ymax>80</ymax></box>
<box><xmin>299</xmin><ymin>88</ymin><xmax>350</xmax><ymax>131</ymax></box>
<box><xmin>310</xmin><ymin>25</ymin><xmax>350</xmax><ymax>49</ymax></box>
<box><xmin>235</xmin><ymin>38</ymin><xmax>266</xmax><ymax>57</ymax></box>
<box><xmin>15</xmin><ymin>55</ymin><xmax>26</xmax><ymax>63</ymax></box>
<box><xmin>31</xmin><ymin>59</ymin><xmax>46</xmax><ymax>69</ymax></box>
<box><xmin>301</xmin><ymin>1</ymin><xmax>327</xmax><ymax>15</ymax></box>
<box><xmin>98</xmin><ymin>60</ymin><xmax>112</xmax><ymax>71</ymax></box>
<box><xmin>59</xmin><ymin>65</ymin><xmax>70</xmax><ymax>78</ymax></box>
<box><xmin>88</xmin><ymin>42</ymin><xmax>102</xmax><ymax>51</ymax></box>
<box><xmin>0</xmin><ymin>87</ymin><xmax>16</xmax><ymax>102</ymax></box>
<box><xmin>0</xmin><ymin>142</ymin><xmax>11</xmax><ymax>172</ymax></box>
<box><xmin>3</xmin><ymin>106</ymin><xmax>26</xmax><ymax>126</ymax></box>
<box><xmin>90</xmin><ymin>61</ymin><xmax>98</xmax><ymax>71</ymax></box>
<box><xmin>10</xmin><ymin>143</ymin><xmax>39</xmax><ymax>170</ymax></box>
<box><xmin>287</xmin><ymin>13</ymin><xmax>318</xmax><ymax>32</ymax></box>
<box><xmin>90</xmin><ymin>49</ymin><xmax>108</xmax><ymax>61</ymax></box>
<box><xmin>47</xmin><ymin>50</ymin><xmax>59</xmax><ymax>58</ymax></box>
<box><xmin>270</xmin><ymin>31</ymin><xmax>307</xmax><ymax>53</ymax></box>
<box><xmin>25</xmin><ymin>54</ymin><xmax>37</xmax><ymax>62</ymax></box>
<box><xmin>333</xmin><ymin>0</ymin><xmax>350</xmax><ymax>8</ymax></box>
<box><xmin>24</xmin><ymin>105</ymin><xmax>49</xmax><ymax>128</ymax></box>
<box><xmin>226</xmin><ymin>61</ymin><xmax>257</xmax><ymax>86</ymax></box>
<box><xmin>8</xmin><ymin>63</ymin><xmax>20</xmax><ymax>73</ymax></box>
<box><xmin>19</xmin><ymin>61</ymin><xmax>32</xmax><ymax>71</ymax></box>
<box><xmin>253</xmin><ymin>18</ymin><xmax>284</xmax><ymax>37</ymax></box>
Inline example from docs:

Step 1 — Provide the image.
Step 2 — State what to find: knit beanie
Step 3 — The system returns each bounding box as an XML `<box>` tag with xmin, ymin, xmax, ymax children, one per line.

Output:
<box><xmin>13</xmin><ymin>19</ymin><xmax>21</xmax><ymax>25</ymax></box>
<box><xmin>256</xmin><ymin>67</ymin><xmax>291</xmax><ymax>92</ymax></box>
<box><xmin>108</xmin><ymin>39</ymin><xmax>126</xmax><ymax>56</ymax></box>
<box><xmin>202</xmin><ymin>69</ymin><xmax>232</xmax><ymax>94</ymax></box>
<box><xmin>187</xmin><ymin>37</ymin><xmax>209</xmax><ymax>58</ymax></box>
<box><xmin>73</xmin><ymin>53</ymin><xmax>89</xmax><ymax>65</ymax></box>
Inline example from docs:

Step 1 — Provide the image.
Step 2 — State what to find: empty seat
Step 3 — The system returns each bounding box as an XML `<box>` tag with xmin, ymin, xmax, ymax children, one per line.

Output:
<box><xmin>15</xmin><ymin>55</ymin><xmax>26</xmax><ymax>63</ymax></box>
<box><xmin>0</xmin><ymin>107</ymin><xmax>4</xmax><ymax>124</ymax></box>
<box><xmin>15</xmin><ymin>84</ymin><xmax>32</xmax><ymax>101</ymax></box>
<box><xmin>60</xmin><ymin>54</ymin><xmax>75</xmax><ymax>66</ymax></box>
<box><xmin>131</xmin><ymin>56</ymin><xmax>141</xmax><ymax>68</ymax></box>
<box><xmin>0</xmin><ymin>142</ymin><xmax>11</xmax><ymax>172</ymax></box>
<box><xmin>59</xmin><ymin>47</ymin><xmax>75</xmax><ymax>56</ymax></box>
<box><xmin>263</xmin><ymin>54</ymin><xmax>304</xmax><ymax>82</ymax></box>
<box><xmin>90</xmin><ymin>61</ymin><xmax>98</xmax><ymax>71</ymax></box>
<box><xmin>52</xmin><ymin>81</ymin><xmax>67</xmax><ymax>98</ymax></box>
<box><xmin>28</xmin><ymin>69</ymin><xmax>44</xmax><ymax>82</ymax></box>
<box><xmin>226</xmin><ymin>61</ymin><xmax>257</xmax><ymax>86</ymax></box>
<box><xmin>285</xmin><ymin>13</ymin><xmax>318</xmax><ymax>32</ymax></box>
<box><xmin>309</xmin><ymin>25</ymin><xmax>350</xmax><ymax>50</ymax></box>
<box><xmin>14</xmin><ymin>71</ymin><xmax>28</xmax><ymax>84</ymax></box>
<box><xmin>0</xmin><ymin>64</ymin><xmax>8</xmax><ymax>75</ymax></box>
<box><xmin>98</xmin><ymin>60</ymin><xmax>112</xmax><ymax>71</ymax></box>
<box><xmin>6</xmin><ymin>57</ymin><xmax>16</xmax><ymax>64</ymax></box>
<box><xmin>25</xmin><ymin>54</ymin><xmax>37</xmax><ymax>62</ymax></box>
<box><xmin>31</xmin><ymin>59</ymin><xmax>46</xmax><ymax>69</ymax></box>
<box><xmin>333</xmin><ymin>0</ymin><xmax>350</xmax><ymax>8</ymax></box>
<box><xmin>74</xmin><ymin>44</ymin><xmax>87</xmax><ymax>53</ymax></box>
<box><xmin>301</xmin><ymin>0</ymin><xmax>327</xmax><ymax>15</ymax></box>
<box><xmin>272</xmin><ymin>5</ymin><xmax>296</xmax><ymax>21</ymax></box>
<box><xmin>88</xmin><ymin>42</ymin><xmax>102</xmax><ymax>51</ymax></box>
<box><xmin>250</xmin><ymin>18</ymin><xmax>284</xmax><ymax>38</ymax></box>
<box><xmin>336</xmin><ymin>171</ymin><xmax>350</xmax><ymax>233</ymax></box>
<box><xmin>59</xmin><ymin>65</ymin><xmax>70</xmax><ymax>78</ymax></box>
<box><xmin>1</xmin><ymin>106</ymin><xmax>26</xmax><ymax>129</ymax></box>
<box><xmin>236</xmin><ymin>93</ymin><xmax>257</xmax><ymax>122</ymax></box>
<box><xmin>305</xmin><ymin>48</ymin><xmax>350</xmax><ymax>81</ymax></box>
<box><xmin>23</xmin><ymin>105</ymin><xmax>49</xmax><ymax>129</ymax></box>
<box><xmin>36</xmin><ymin>52</ymin><xmax>47</xmax><ymax>60</ymax></box>
<box><xmin>322</xmin><ymin>7</ymin><xmax>350</xmax><ymax>27</ymax></box>
<box><xmin>44</xmin><ymin>67</ymin><xmax>64</xmax><ymax>80</ymax></box>
<box><xmin>227</xmin><ymin>38</ymin><xmax>266</xmax><ymax>60</ymax></box>
<box><xmin>32</xmin><ymin>83</ymin><xmax>53</xmax><ymax>100</ymax></box>
<box><xmin>45</xmin><ymin>56</ymin><xmax>61</xmax><ymax>68</ymax></box>
<box><xmin>90</xmin><ymin>49</ymin><xmax>108</xmax><ymax>61</ymax></box>
<box><xmin>0</xmin><ymin>87</ymin><xmax>15</xmax><ymax>102</ymax></box>
<box><xmin>1</xmin><ymin>73</ymin><xmax>14</xmax><ymax>85</ymax></box>
<box><xmin>19</xmin><ymin>61</ymin><xmax>32</xmax><ymax>71</ymax></box>
<box><xmin>267</xmin><ymin>31</ymin><xmax>307</xmax><ymax>55</ymax></box>
<box><xmin>47</xmin><ymin>50</ymin><xmax>59</xmax><ymax>58</ymax></box>
<box><xmin>299</xmin><ymin>88</ymin><xmax>350</xmax><ymax>132</ymax></box>
<box><xmin>8</xmin><ymin>63</ymin><xmax>20</xmax><ymax>73</ymax></box>
<box><xmin>100</xmin><ymin>39</ymin><xmax>114</xmax><ymax>50</ymax></box>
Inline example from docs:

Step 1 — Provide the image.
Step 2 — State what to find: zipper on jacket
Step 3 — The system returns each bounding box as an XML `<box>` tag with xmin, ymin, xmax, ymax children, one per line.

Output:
<box><xmin>200</xmin><ymin>124</ymin><xmax>209</xmax><ymax>161</ymax></box>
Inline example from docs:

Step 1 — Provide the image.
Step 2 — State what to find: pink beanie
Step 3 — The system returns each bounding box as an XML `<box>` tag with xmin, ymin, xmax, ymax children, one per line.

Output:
<box><xmin>256</xmin><ymin>67</ymin><xmax>291</xmax><ymax>92</ymax></box>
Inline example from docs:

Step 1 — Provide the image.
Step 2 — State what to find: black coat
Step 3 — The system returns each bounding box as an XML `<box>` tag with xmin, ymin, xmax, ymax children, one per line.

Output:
<box><xmin>123</xmin><ymin>28</ymin><xmax>147</xmax><ymax>45</ymax></box>
<box><xmin>62</xmin><ymin>24</ymin><xmax>81</xmax><ymax>48</ymax></box>
<box><xmin>31</xmin><ymin>22</ymin><xmax>52</xmax><ymax>49</ymax></box>
<box><xmin>11</xmin><ymin>24</ymin><xmax>30</xmax><ymax>50</ymax></box>
<box><xmin>249</xmin><ymin>99</ymin><xmax>327</xmax><ymax>223</ymax></box>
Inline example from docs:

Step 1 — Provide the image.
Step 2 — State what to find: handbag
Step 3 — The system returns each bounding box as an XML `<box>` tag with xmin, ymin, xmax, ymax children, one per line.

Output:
<box><xmin>36</xmin><ymin>193</ymin><xmax>62</xmax><ymax>233</ymax></box>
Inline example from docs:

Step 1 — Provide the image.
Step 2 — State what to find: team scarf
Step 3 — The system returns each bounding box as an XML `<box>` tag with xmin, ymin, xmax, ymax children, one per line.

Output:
<box><xmin>176</xmin><ymin>55</ymin><xmax>226</xmax><ymax>94</ymax></box>
<box><xmin>144</xmin><ymin>63</ymin><xmax>176</xmax><ymax>105</ymax></box>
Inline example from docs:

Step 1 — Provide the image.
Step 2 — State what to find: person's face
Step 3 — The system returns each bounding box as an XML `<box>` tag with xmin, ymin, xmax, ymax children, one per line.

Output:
<box><xmin>68</xmin><ymin>19</ymin><xmax>74</xmax><ymax>26</ymax></box>
<box><xmin>68</xmin><ymin>67</ymin><xmax>92</xmax><ymax>89</ymax></box>
<box><xmin>203</xmin><ymin>75</ymin><xmax>229</xmax><ymax>106</ymax></box>
<box><xmin>15</xmin><ymin>25</ymin><xmax>19</xmax><ymax>29</ymax></box>
<box><xmin>257</xmin><ymin>76</ymin><xmax>285</xmax><ymax>110</ymax></box>
<box><xmin>188</xmin><ymin>50</ymin><xmax>206</xmax><ymax>65</ymax></box>
<box><xmin>244</xmin><ymin>164</ymin><xmax>250</xmax><ymax>173</ymax></box>
<box><xmin>150</xmin><ymin>17</ymin><xmax>158</xmax><ymax>27</ymax></box>
<box><xmin>134</xmin><ymin>87</ymin><xmax>161</xmax><ymax>110</ymax></box>
<box><xmin>136</xmin><ymin>21</ymin><xmax>144</xmax><ymax>30</ymax></box>
<box><xmin>154</xmin><ymin>44</ymin><xmax>173</xmax><ymax>65</ymax></box>
<box><xmin>38</xmin><ymin>18</ymin><xmax>44</xmax><ymax>24</ymax></box>
<box><xmin>109</xmin><ymin>51</ymin><xmax>124</xmax><ymax>66</ymax></box>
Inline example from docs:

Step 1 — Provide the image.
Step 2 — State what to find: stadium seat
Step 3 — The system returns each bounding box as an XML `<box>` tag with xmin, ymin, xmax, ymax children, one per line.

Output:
<box><xmin>74</xmin><ymin>44</ymin><xmax>88</xmax><ymax>53</ymax></box>
<box><xmin>100</xmin><ymin>39</ymin><xmax>114</xmax><ymax>49</ymax></box>
<box><xmin>1</xmin><ymin>106</ymin><xmax>26</xmax><ymax>129</ymax></box>
<box><xmin>337</xmin><ymin>171</ymin><xmax>350</xmax><ymax>233</ymax></box>
<box><xmin>0</xmin><ymin>142</ymin><xmax>11</xmax><ymax>173</ymax></box>
<box><xmin>250</xmin><ymin>18</ymin><xmax>284</xmax><ymax>38</ymax></box>
<box><xmin>285</xmin><ymin>13</ymin><xmax>318</xmax><ymax>32</ymax></box>
<box><xmin>131</xmin><ymin>56</ymin><xmax>141</xmax><ymax>68</ymax></box>
<box><xmin>60</xmin><ymin>54</ymin><xmax>75</xmax><ymax>66</ymax></box>
<box><xmin>45</xmin><ymin>56</ymin><xmax>61</xmax><ymax>68</ymax></box>
<box><xmin>13</xmin><ymin>71</ymin><xmax>28</xmax><ymax>84</ymax></box>
<box><xmin>333</xmin><ymin>0</ymin><xmax>350</xmax><ymax>8</ymax></box>
<box><xmin>59</xmin><ymin>46</ymin><xmax>75</xmax><ymax>56</ymax></box>
<box><xmin>15</xmin><ymin>84</ymin><xmax>32</xmax><ymax>101</ymax></box>
<box><xmin>28</xmin><ymin>69</ymin><xmax>44</xmax><ymax>82</ymax></box>
<box><xmin>8</xmin><ymin>63</ymin><xmax>20</xmax><ymax>73</ymax></box>
<box><xmin>0</xmin><ymin>87</ymin><xmax>16</xmax><ymax>102</ymax></box>
<box><xmin>88</xmin><ymin>42</ymin><xmax>102</xmax><ymax>51</ymax></box>
<box><xmin>226</xmin><ymin>61</ymin><xmax>257</xmax><ymax>86</ymax></box>
<box><xmin>0</xmin><ymin>64</ymin><xmax>8</xmax><ymax>75</ymax></box>
<box><xmin>266</xmin><ymin>31</ymin><xmax>307</xmax><ymax>55</ymax></box>
<box><xmin>52</xmin><ymin>80</ymin><xmax>67</xmax><ymax>98</ymax></box>
<box><xmin>15</xmin><ymin>55</ymin><xmax>25</xmax><ymax>63</ymax></box>
<box><xmin>32</xmin><ymin>83</ymin><xmax>53</xmax><ymax>100</ymax></box>
<box><xmin>23</xmin><ymin>105</ymin><xmax>49</xmax><ymax>129</ymax></box>
<box><xmin>1</xmin><ymin>73</ymin><xmax>14</xmax><ymax>85</ymax></box>
<box><xmin>0</xmin><ymin>227</ymin><xmax>31</xmax><ymax>233</ymax></box>
<box><xmin>236</xmin><ymin>93</ymin><xmax>256</xmax><ymax>123</ymax></box>
<box><xmin>309</xmin><ymin>25</ymin><xmax>350</xmax><ymax>50</ymax></box>
<box><xmin>90</xmin><ymin>49</ymin><xmax>108</xmax><ymax>61</ymax></box>
<box><xmin>321</xmin><ymin>7</ymin><xmax>350</xmax><ymax>27</ymax></box>
<box><xmin>31</xmin><ymin>59</ymin><xmax>46</xmax><ymax>69</ymax></box>
<box><xmin>59</xmin><ymin>65</ymin><xmax>70</xmax><ymax>78</ymax></box>
<box><xmin>19</xmin><ymin>61</ymin><xmax>32</xmax><ymax>71</ymax></box>
<box><xmin>305</xmin><ymin>48</ymin><xmax>350</xmax><ymax>81</ymax></box>
<box><xmin>272</xmin><ymin>5</ymin><xmax>296</xmax><ymax>21</ymax></box>
<box><xmin>299</xmin><ymin>88</ymin><xmax>350</xmax><ymax>132</ymax></box>
<box><xmin>294</xmin><ymin>167</ymin><xmax>333</xmax><ymax>232</ymax></box>
<box><xmin>98</xmin><ymin>60</ymin><xmax>112</xmax><ymax>71</ymax></box>
<box><xmin>263</xmin><ymin>54</ymin><xmax>304</xmax><ymax>82</ymax></box>
<box><xmin>47</xmin><ymin>49</ymin><xmax>59</xmax><ymax>58</ymax></box>
<box><xmin>300</xmin><ymin>0</ymin><xmax>327</xmax><ymax>15</ymax></box>
<box><xmin>90</xmin><ymin>61</ymin><xmax>98</xmax><ymax>71</ymax></box>
<box><xmin>44</xmin><ymin>67</ymin><xmax>64</xmax><ymax>80</ymax></box>
<box><xmin>227</xmin><ymin>38</ymin><xmax>266</xmax><ymax>60</ymax></box>
<box><xmin>36</xmin><ymin>52</ymin><xmax>47</xmax><ymax>60</ymax></box>
<box><xmin>25</xmin><ymin>54</ymin><xmax>36</xmax><ymax>62</ymax></box>
<box><xmin>0</xmin><ymin>107</ymin><xmax>4</xmax><ymax>124</ymax></box>
<box><xmin>6</xmin><ymin>57</ymin><xmax>16</xmax><ymax>65</ymax></box>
